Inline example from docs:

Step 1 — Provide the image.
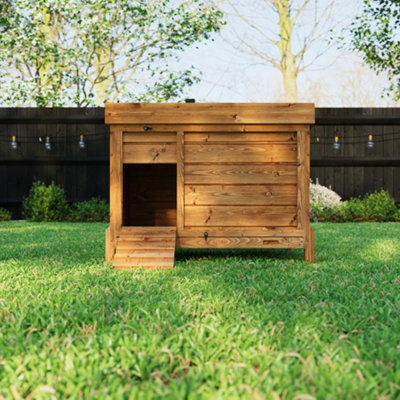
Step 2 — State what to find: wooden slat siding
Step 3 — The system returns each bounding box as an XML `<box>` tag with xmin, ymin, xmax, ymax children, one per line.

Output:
<box><xmin>119</xmin><ymin>226</ymin><xmax>176</xmax><ymax>235</ymax></box>
<box><xmin>109</xmin><ymin>126</ymin><xmax>122</xmax><ymax>251</ymax></box>
<box><xmin>123</xmin><ymin>132</ymin><xmax>177</xmax><ymax>143</ymax></box>
<box><xmin>184</xmin><ymin>132</ymin><xmax>296</xmax><ymax>143</ymax></box>
<box><xmin>304</xmin><ymin>227</ymin><xmax>314</xmax><ymax>262</ymax></box>
<box><xmin>114</xmin><ymin>124</ymin><xmax>308</xmax><ymax>132</ymax></box>
<box><xmin>185</xmin><ymin>185</ymin><xmax>297</xmax><ymax>205</ymax></box>
<box><xmin>105</xmin><ymin>103</ymin><xmax>315</xmax><ymax>125</ymax></box>
<box><xmin>185</xmin><ymin>144</ymin><xmax>297</xmax><ymax>163</ymax></box>
<box><xmin>177</xmin><ymin>130</ymin><xmax>185</xmax><ymax>233</ymax></box>
<box><xmin>177</xmin><ymin>237</ymin><xmax>304</xmax><ymax>249</ymax></box>
<box><xmin>116</xmin><ymin>240</ymin><xmax>175</xmax><ymax>249</ymax></box>
<box><xmin>185</xmin><ymin>205</ymin><xmax>297</xmax><ymax>227</ymax></box>
<box><xmin>113</xmin><ymin>261</ymin><xmax>173</xmax><ymax>269</ymax></box>
<box><xmin>184</xmin><ymin>164</ymin><xmax>297</xmax><ymax>185</ymax></box>
<box><xmin>296</xmin><ymin>130</ymin><xmax>309</xmax><ymax>232</ymax></box>
<box><xmin>123</xmin><ymin>143</ymin><xmax>177</xmax><ymax>163</ymax></box>
<box><xmin>105</xmin><ymin>227</ymin><xmax>113</xmax><ymax>261</ymax></box>
<box><xmin>180</xmin><ymin>227</ymin><xmax>304</xmax><ymax>237</ymax></box>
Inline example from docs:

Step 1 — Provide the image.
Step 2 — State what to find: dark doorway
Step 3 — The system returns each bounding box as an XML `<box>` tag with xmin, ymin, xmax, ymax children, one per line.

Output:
<box><xmin>123</xmin><ymin>164</ymin><xmax>177</xmax><ymax>226</ymax></box>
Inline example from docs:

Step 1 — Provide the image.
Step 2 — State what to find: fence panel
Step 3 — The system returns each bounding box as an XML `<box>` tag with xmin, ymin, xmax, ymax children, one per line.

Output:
<box><xmin>312</xmin><ymin>108</ymin><xmax>400</xmax><ymax>202</ymax></box>
<box><xmin>0</xmin><ymin>108</ymin><xmax>108</xmax><ymax>218</ymax></box>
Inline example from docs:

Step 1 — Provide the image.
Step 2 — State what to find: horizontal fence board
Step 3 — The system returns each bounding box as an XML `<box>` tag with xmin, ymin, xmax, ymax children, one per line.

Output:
<box><xmin>184</xmin><ymin>184</ymin><xmax>297</xmax><ymax>205</ymax></box>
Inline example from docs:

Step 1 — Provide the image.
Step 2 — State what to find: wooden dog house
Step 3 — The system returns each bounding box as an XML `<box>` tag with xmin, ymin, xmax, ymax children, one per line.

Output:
<box><xmin>105</xmin><ymin>103</ymin><xmax>315</xmax><ymax>268</ymax></box>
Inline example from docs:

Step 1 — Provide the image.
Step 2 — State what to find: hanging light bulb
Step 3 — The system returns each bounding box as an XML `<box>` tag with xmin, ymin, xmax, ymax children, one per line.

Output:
<box><xmin>78</xmin><ymin>134</ymin><xmax>86</xmax><ymax>149</ymax></box>
<box><xmin>333</xmin><ymin>136</ymin><xmax>340</xmax><ymax>150</ymax></box>
<box><xmin>44</xmin><ymin>136</ymin><xmax>51</xmax><ymax>151</ymax></box>
<box><xmin>366</xmin><ymin>134</ymin><xmax>374</xmax><ymax>149</ymax></box>
<box><xmin>11</xmin><ymin>136</ymin><xmax>17</xmax><ymax>150</ymax></box>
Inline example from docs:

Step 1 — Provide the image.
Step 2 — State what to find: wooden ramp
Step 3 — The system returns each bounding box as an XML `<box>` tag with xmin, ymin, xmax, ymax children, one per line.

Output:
<box><xmin>113</xmin><ymin>227</ymin><xmax>176</xmax><ymax>269</ymax></box>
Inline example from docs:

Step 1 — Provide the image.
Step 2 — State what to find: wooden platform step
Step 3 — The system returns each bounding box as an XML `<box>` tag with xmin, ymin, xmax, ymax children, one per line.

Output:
<box><xmin>113</xmin><ymin>226</ymin><xmax>176</xmax><ymax>269</ymax></box>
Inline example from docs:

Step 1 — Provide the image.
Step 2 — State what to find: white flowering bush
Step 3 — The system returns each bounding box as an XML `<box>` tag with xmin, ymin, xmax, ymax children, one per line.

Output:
<box><xmin>310</xmin><ymin>180</ymin><xmax>342</xmax><ymax>221</ymax></box>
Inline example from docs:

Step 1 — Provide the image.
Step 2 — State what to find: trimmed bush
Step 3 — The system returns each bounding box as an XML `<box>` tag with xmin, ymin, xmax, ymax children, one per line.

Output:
<box><xmin>67</xmin><ymin>197</ymin><xmax>109</xmax><ymax>222</ymax></box>
<box><xmin>344</xmin><ymin>190</ymin><xmax>398</xmax><ymax>222</ymax></box>
<box><xmin>314</xmin><ymin>189</ymin><xmax>400</xmax><ymax>222</ymax></box>
<box><xmin>22</xmin><ymin>180</ymin><xmax>69</xmax><ymax>222</ymax></box>
<box><xmin>0</xmin><ymin>207</ymin><xmax>12</xmax><ymax>221</ymax></box>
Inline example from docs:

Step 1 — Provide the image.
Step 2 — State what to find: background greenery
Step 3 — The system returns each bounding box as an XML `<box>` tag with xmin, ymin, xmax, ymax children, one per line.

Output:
<box><xmin>0</xmin><ymin>221</ymin><xmax>400</xmax><ymax>398</ymax></box>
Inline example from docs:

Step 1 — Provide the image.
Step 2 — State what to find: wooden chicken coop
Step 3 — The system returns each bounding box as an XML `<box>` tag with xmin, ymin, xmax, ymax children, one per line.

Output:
<box><xmin>105</xmin><ymin>103</ymin><xmax>315</xmax><ymax>268</ymax></box>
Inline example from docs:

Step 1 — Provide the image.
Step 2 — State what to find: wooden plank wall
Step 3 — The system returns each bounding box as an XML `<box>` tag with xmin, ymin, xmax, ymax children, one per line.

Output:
<box><xmin>1</xmin><ymin>107</ymin><xmax>399</xmax><ymax>219</ymax></box>
<box><xmin>0</xmin><ymin>108</ymin><xmax>108</xmax><ymax>218</ymax></box>
<box><xmin>312</xmin><ymin>108</ymin><xmax>400</xmax><ymax>202</ymax></box>
<box><xmin>183</xmin><ymin>131</ymin><xmax>298</xmax><ymax>228</ymax></box>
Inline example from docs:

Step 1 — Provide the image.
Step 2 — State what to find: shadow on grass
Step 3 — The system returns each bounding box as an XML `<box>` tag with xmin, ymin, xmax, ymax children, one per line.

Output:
<box><xmin>175</xmin><ymin>247</ymin><xmax>303</xmax><ymax>262</ymax></box>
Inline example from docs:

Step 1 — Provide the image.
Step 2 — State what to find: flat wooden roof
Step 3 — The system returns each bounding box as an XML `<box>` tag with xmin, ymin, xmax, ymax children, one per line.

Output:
<box><xmin>105</xmin><ymin>103</ymin><xmax>315</xmax><ymax>125</ymax></box>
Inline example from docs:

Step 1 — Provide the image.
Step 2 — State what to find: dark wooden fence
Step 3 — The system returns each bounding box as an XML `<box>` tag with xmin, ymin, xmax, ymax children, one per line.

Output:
<box><xmin>313</xmin><ymin>108</ymin><xmax>400</xmax><ymax>202</ymax></box>
<box><xmin>0</xmin><ymin>108</ymin><xmax>108</xmax><ymax>218</ymax></box>
<box><xmin>0</xmin><ymin>107</ymin><xmax>399</xmax><ymax>218</ymax></box>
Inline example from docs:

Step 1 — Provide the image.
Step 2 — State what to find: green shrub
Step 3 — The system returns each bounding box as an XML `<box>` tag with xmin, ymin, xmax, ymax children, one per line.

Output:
<box><xmin>343</xmin><ymin>190</ymin><xmax>398</xmax><ymax>222</ymax></box>
<box><xmin>22</xmin><ymin>180</ymin><xmax>70</xmax><ymax>222</ymax></box>
<box><xmin>315</xmin><ymin>189</ymin><xmax>400</xmax><ymax>222</ymax></box>
<box><xmin>66</xmin><ymin>197</ymin><xmax>109</xmax><ymax>222</ymax></box>
<box><xmin>0</xmin><ymin>207</ymin><xmax>12</xmax><ymax>221</ymax></box>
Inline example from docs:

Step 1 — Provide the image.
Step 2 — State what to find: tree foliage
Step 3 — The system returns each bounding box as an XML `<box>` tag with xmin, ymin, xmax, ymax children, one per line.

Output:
<box><xmin>0</xmin><ymin>0</ymin><xmax>223</xmax><ymax>106</ymax></box>
<box><xmin>347</xmin><ymin>0</ymin><xmax>400</xmax><ymax>100</ymax></box>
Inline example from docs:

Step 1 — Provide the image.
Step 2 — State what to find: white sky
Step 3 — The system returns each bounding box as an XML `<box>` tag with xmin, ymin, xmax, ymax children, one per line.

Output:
<box><xmin>179</xmin><ymin>0</ymin><xmax>399</xmax><ymax>106</ymax></box>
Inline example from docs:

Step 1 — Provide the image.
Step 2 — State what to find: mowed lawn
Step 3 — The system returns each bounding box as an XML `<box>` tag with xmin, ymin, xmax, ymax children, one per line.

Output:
<box><xmin>0</xmin><ymin>222</ymin><xmax>400</xmax><ymax>399</ymax></box>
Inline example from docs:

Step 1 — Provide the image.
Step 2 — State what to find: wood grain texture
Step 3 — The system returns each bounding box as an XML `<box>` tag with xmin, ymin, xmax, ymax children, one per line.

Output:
<box><xmin>177</xmin><ymin>130</ymin><xmax>185</xmax><ymax>232</ymax></box>
<box><xmin>109</xmin><ymin>126</ymin><xmax>122</xmax><ymax>245</ymax></box>
<box><xmin>123</xmin><ymin>132</ymin><xmax>176</xmax><ymax>143</ymax></box>
<box><xmin>185</xmin><ymin>205</ymin><xmax>297</xmax><ymax>227</ymax></box>
<box><xmin>105</xmin><ymin>227</ymin><xmax>113</xmax><ymax>262</ymax></box>
<box><xmin>296</xmin><ymin>130</ymin><xmax>310</xmax><ymax>231</ymax></box>
<box><xmin>185</xmin><ymin>184</ymin><xmax>297</xmax><ymax>205</ymax></box>
<box><xmin>123</xmin><ymin>143</ymin><xmax>176</xmax><ymax>163</ymax></box>
<box><xmin>184</xmin><ymin>132</ymin><xmax>296</xmax><ymax>143</ymax></box>
<box><xmin>184</xmin><ymin>164</ymin><xmax>297</xmax><ymax>184</ymax></box>
<box><xmin>105</xmin><ymin>103</ymin><xmax>315</xmax><ymax>125</ymax></box>
<box><xmin>113</xmin><ymin>226</ymin><xmax>176</xmax><ymax>269</ymax></box>
<box><xmin>179</xmin><ymin>227</ymin><xmax>304</xmax><ymax>237</ymax></box>
<box><xmin>304</xmin><ymin>227</ymin><xmax>315</xmax><ymax>262</ymax></box>
<box><xmin>185</xmin><ymin>144</ymin><xmax>297</xmax><ymax>163</ymax></box>
<box><xmin>114</xmin><ymin>124</ymin><xmax>307</xmax><ymax>132</ymax></box>
<box><xmin>177</xmin><ymin>236</ymin><xmax>304</xmax><ymax>249</ymax></box>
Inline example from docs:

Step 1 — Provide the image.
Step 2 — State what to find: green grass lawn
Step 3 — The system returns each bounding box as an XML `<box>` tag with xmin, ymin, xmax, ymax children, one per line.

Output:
<box><xmin>0</xmin><ymin>222</ymin><xmax>400</xmax><ymax>399</ymax></box>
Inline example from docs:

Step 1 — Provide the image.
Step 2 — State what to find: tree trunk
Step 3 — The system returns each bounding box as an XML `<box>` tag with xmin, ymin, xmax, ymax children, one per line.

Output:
<box><xmin>274</xmin><ymin>0</ymin><xmax>298</xmax><ymax>102</ymax></box>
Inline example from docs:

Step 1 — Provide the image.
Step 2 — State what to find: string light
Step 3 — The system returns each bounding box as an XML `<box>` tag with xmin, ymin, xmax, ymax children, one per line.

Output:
<box><xmin>333</xmin><ymin>136</ymin><xmax>340</xmax><ymax>150</ymax></box>
<box><xmin>366</xmin><ymin>134</ymin><xmax>374</xmax><ymax>149</ymax></box>
<box><xmin>11</xmin><ymin>136</ymin><xmax>17</xmax><ymax>150</ymax></box>
<box><xmin>78</xmin><ymin>135</ymin><xmax>86</xmax><ymax>149</ymax></box>
<box><xmin>44</xmin><ymin>136</ymin><xmax>51</xmax><ymax>151</ymax></box>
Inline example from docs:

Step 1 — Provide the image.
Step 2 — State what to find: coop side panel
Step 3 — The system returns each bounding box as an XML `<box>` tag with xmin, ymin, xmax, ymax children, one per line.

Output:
<box><xmin>183</xmin><ymin>131</ymin><xmax>298</xmax><ymax>231</ymax></box>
